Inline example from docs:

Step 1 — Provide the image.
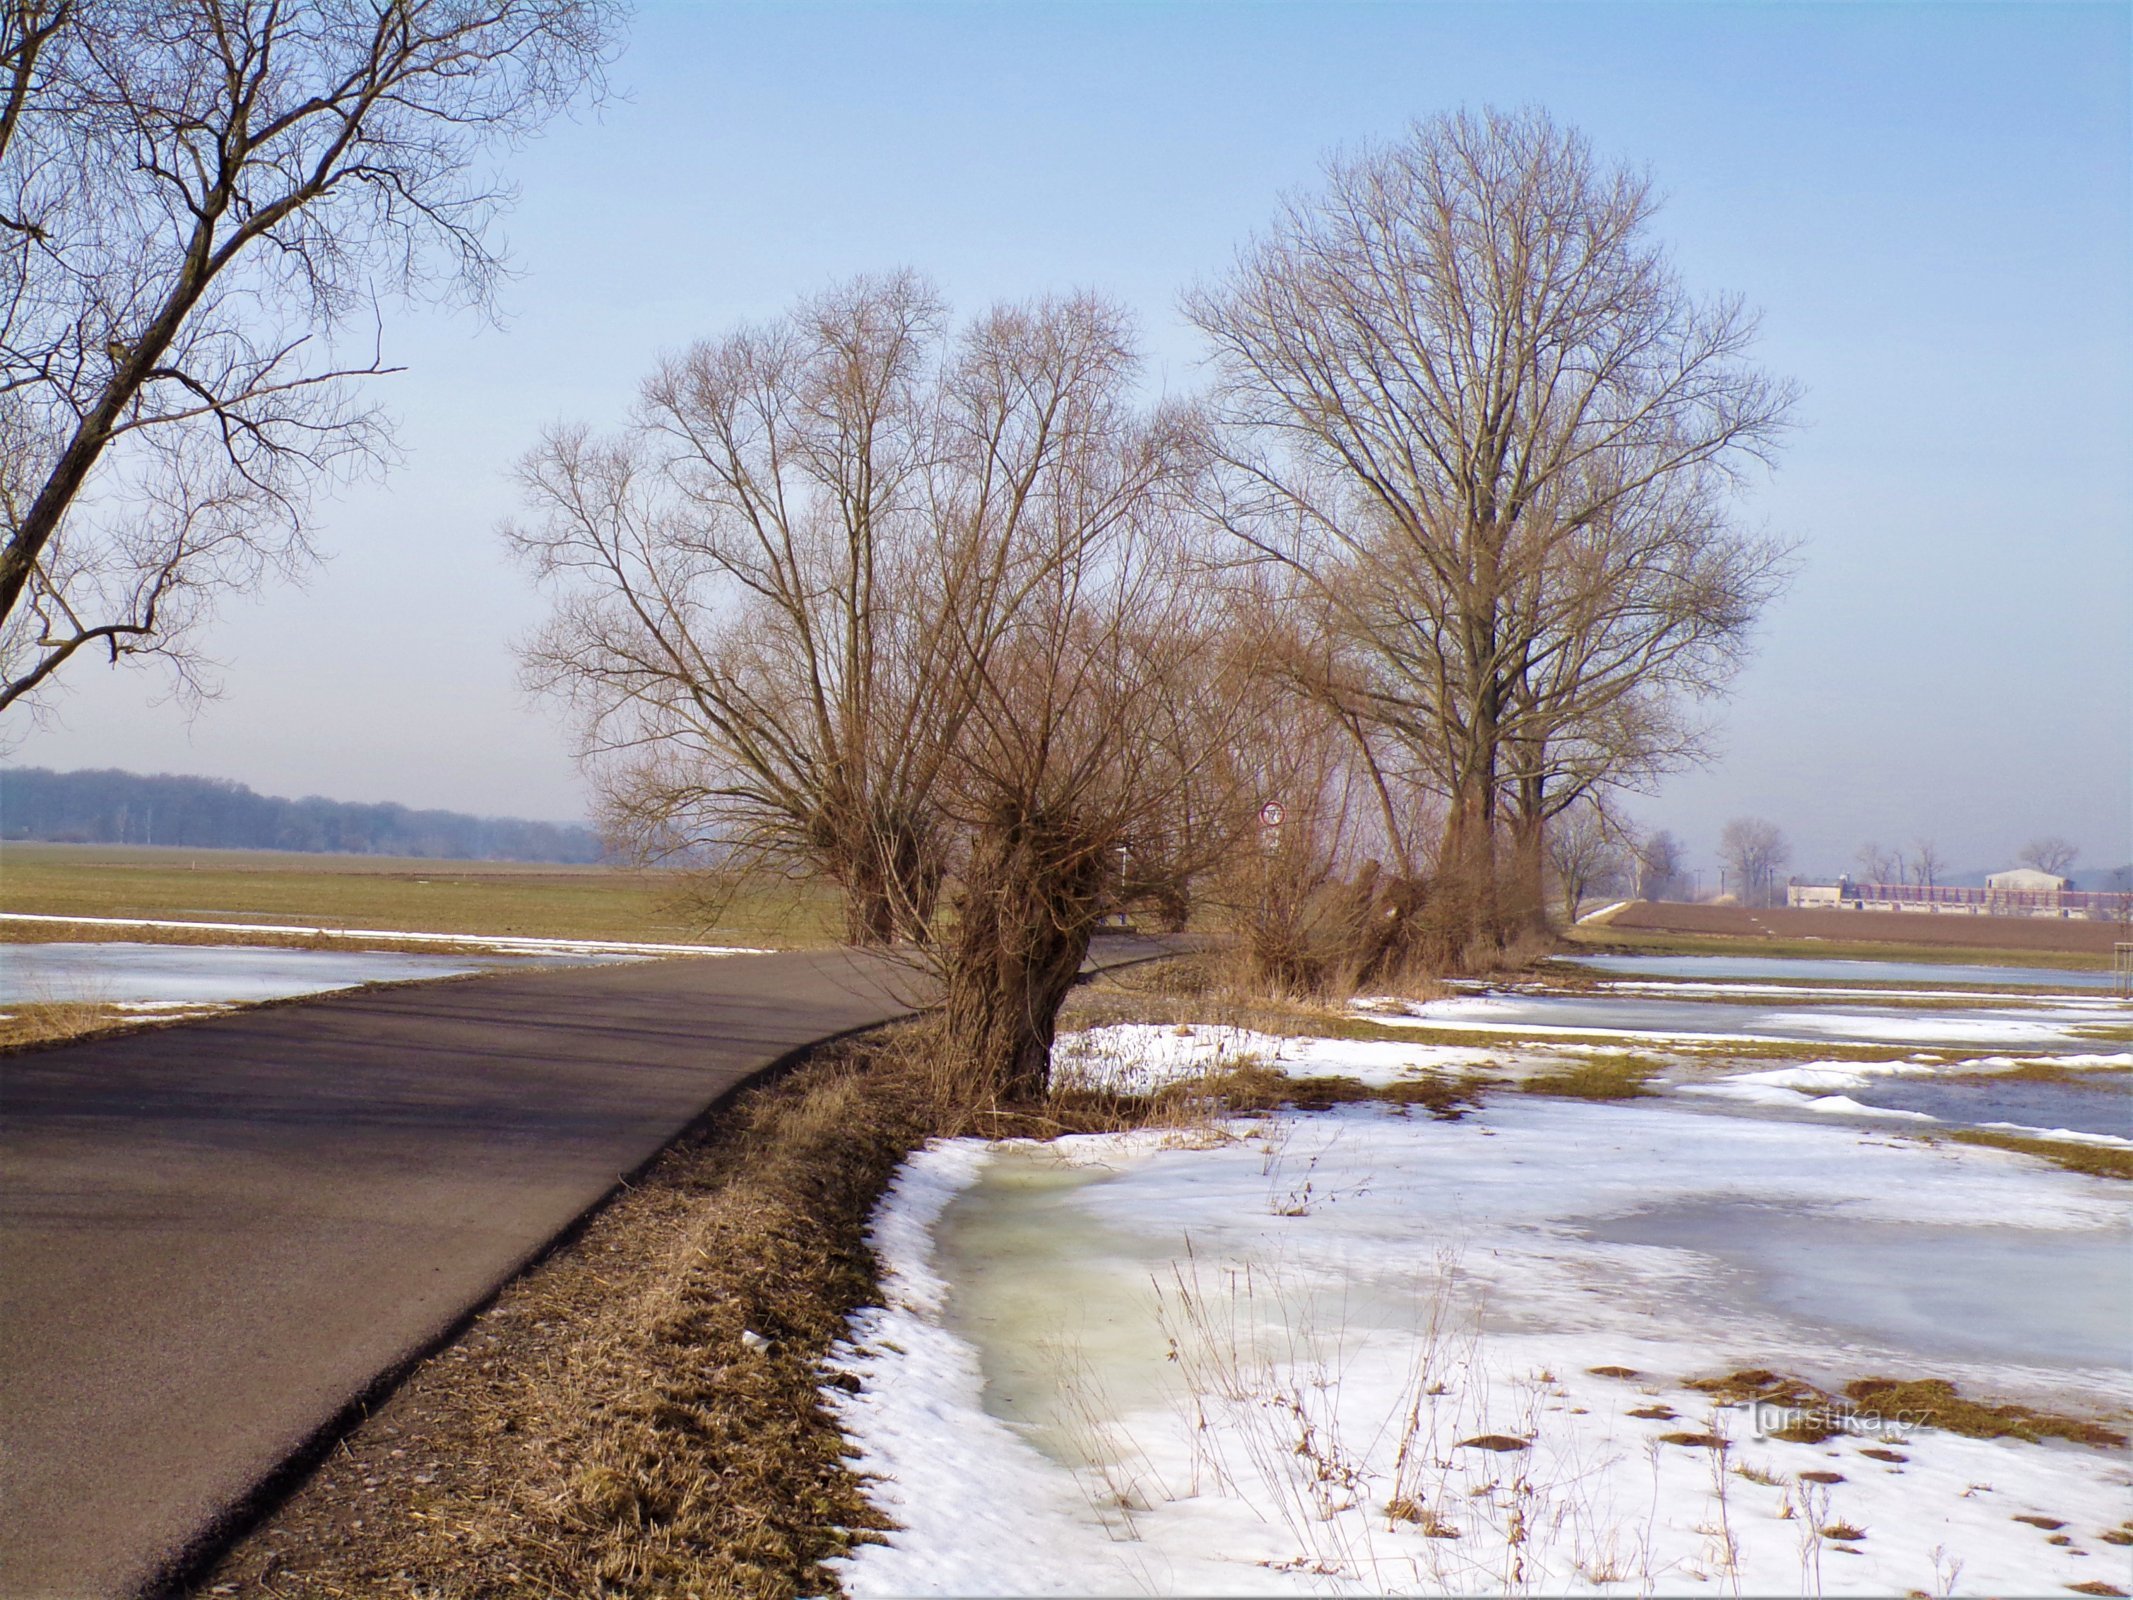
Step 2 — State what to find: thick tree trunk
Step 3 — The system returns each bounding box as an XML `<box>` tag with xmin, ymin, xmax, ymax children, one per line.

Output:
<box><xmin>1429</xmin><ymin>780</ymin><xmax>1506</xmax><ymax>967</ymax></box>
<box><xmin>842</xmin><ymin>881</ymin><xmax>898</xmax><ymax>945</ymax></box>
<box><xmin>1503</xmin><ymin>805</ymin><xmax>1550</xmax><ymax>935</ymax></box>
<box><xmin>942</xmin><ymin>814</ymin><xmax>1107</xmax><ymax>1103</ymax></box>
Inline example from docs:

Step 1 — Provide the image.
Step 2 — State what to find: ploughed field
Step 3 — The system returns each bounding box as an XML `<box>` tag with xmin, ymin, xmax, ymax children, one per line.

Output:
<box><xmin>1602</xmin><ymin>899</ymin><xmax>2126</xmax><ymax>960</ymax></box>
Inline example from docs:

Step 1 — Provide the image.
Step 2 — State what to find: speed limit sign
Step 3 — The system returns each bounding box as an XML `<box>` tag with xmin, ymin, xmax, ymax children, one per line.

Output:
<box><xmin>1260</xmin><ymin>801</ymin><xmax>1286</xmax><ymax>828</ymax></box>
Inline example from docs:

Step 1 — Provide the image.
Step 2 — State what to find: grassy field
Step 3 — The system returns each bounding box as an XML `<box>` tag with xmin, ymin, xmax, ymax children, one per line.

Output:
<box><xmin>0</xmin><ymin>843</ymin><xmax>841</xmax><ymax>948</ymax></box>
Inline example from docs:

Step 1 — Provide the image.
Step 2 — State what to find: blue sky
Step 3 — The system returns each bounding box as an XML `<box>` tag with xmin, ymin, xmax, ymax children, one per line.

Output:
<box><xmin>14</xmin><ymin>0</ymin><xmax>2130</xmax><ymax>878</ymax></box>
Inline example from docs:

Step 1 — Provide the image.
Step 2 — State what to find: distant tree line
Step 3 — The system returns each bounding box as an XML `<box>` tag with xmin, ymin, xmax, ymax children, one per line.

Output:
<box><xmin>0</xmin><ymin>768</ymin><xmax>603</xmax><ymax>864</ymax></box>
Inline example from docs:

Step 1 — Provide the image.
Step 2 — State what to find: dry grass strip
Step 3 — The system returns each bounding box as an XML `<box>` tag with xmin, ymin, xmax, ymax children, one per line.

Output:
<box><xmin>191</xmin><ymin>1032</ymin><xmax>937</xmax><ymax>1600</ymax></box>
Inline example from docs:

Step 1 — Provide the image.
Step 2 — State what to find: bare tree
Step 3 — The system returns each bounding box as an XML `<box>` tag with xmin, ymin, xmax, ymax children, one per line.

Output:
<box><xmin>1204</xmin><ymin>568</ymin><xmax>1452</xmax><ymax>988</ymax></box>
<box><xmin>1545</xmin><ymin>796</ymin><xmax>1631</xmax><ymax>923</ymax></box>
<box><xmin>509</xmin><ymin>273</ymin><xmax>954</xmax><ymax>944</ymax></box>
<box><xmin>1718</xmin><ymin>816</ymin><xmax>1788</xmax><ymax>907</ymax></box>
<box><xmin>1908</xmin><ymin>837</ymin><xmax>1947</xmax><ymax>890</ymax></box>
<box><xmin>1856</xmin><ymin>840</ymin><xmax>1897</xmax><ymax>885</ymax></box>
<box><xmin>1</xmin><ymin>0</ymin><xmax>619</xmax><ymax>716</ymax></box>
<box><xmin>1187</xmin><ymin>107</ymin><xmax>1794</xmax><ymax>957</ymax></box>
<box><xmin>1634</xmin><ymin>827</ymin><xmax>1686</xmax><ymax>901</ymax></box>
<box><xmin>916</xmin><ymin>295</ymin><xmax>1247</xmax><ymax>1102</ymax></box>
<box><xmin>2017</xmin><ymin>836</ymin><xmax>2078</xmax><ymax>878</ymax></box>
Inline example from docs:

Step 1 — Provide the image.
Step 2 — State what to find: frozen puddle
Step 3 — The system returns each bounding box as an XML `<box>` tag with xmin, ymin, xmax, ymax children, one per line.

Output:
<box><xmin>1561</xmin><ymin>953</ymin><xmax>2122</xmax><ymax>992</ymax></box>
<box><xmin>832</xmin><ymin>1098</ymin><xmax>2133</xmax><ymax>1596</ymax></box>
<box><xmin>1582</xmin><ymin>1201</ymin><xmax>2132</xmax><ymax>1371</ymax></box>
<box><xmin>1379</xmin><ymin>990</ymin><xmax>2121</xmax><ymax>1051</ymax></box>
<box><xmin>0</xmin><ymin>940</ymin><xmax>639</xmax><ymax>1006</ymax></box>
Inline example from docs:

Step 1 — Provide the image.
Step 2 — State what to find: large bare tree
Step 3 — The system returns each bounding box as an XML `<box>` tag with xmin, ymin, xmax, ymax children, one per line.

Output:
<box><xmin>916</xmin><ymin>294</ymin><xmax>1246</xmax><ymax>1101</ymax></box>
<box><xmin>508</xmin><ymin>273</ymin><xmax>953</xmax><ymax>944</ymax></box>
<box><xmin>0</xmin><ymin>0</ymin><xmax>618</xmax><ymax>715</ymax></box>
<box><xmin>1188</xmin><ymin>107</ymin><xmax>1794</xmax><ymax>954</ymax></box>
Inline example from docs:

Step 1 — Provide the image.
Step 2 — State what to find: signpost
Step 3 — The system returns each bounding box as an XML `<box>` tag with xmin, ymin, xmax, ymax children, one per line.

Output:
<box><xmin>1259</xmin><ymin>801</ymin><xmax>1285</xmax><ymax>853</ymax></box>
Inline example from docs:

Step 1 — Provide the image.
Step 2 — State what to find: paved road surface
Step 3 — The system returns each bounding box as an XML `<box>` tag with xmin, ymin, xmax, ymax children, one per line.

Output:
<box><xmin>0</xmin><ymin>937</ymin><xmax>1173</xmax><ymax>1598</ymax></box>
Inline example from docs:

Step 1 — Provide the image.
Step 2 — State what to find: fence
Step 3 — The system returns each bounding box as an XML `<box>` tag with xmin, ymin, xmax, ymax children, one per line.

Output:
<box><xmin>1790</xmin><ymin>880</ymin><xmax>2130</xmax><ymax>920</ymax></box>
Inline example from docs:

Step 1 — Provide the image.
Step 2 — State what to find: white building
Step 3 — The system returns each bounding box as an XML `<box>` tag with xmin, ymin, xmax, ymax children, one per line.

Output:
<box><xmin>1984</xmin><ymin>867</ymin><xmax>2070</xmax><ymax>894</ymax></box>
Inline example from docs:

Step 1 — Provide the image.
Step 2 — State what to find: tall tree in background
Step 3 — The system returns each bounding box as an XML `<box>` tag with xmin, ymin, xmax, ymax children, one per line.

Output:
<box><xmin>2017</xmin><ymin>836</ymin><xmax>2077</xmax><ymax>877</ymax></box>
<box><xmin>0</xmin><ymin>0</ymin><xmax>619</xmax><ymax>715</ymax></box>
<box><xmin>1718</xmin><ymin>815</ymin><xmax>1788</xmax><ymax>906</ymax></box>
<box><xmin>1907</xmin><ymin>837</ymin><xmax>1947</xmax><ymax>890</ymax></box>
<box><xmin>1189</xmin><ymin>107</ymin><xmax>1793</xmax><ymax>958</ymax></box>
<box><xmin>1544</xmin><ymin>796</ymin><xmax>1631</xmax><ymax>922</ymax></box>
<box><xmin>1635</xmin><ymin>828</ymin><xmax>1686</xmax><ymax>901</ymax></box>
<box><xmin>1856</xmin><ymin>840</ymin><xmax>1898</xmax><ymax>885</ymax></box>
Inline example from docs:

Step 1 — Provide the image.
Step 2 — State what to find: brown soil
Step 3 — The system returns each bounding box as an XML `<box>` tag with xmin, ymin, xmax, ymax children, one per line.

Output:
<box><xmin>1606</xmin><ymin>901</ymin><xmax>2126</xmax><ymax>957</ymax></box>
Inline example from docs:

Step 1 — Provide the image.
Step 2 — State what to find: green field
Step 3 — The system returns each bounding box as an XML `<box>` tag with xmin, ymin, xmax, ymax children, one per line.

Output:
<box><xmin>0</xmin><ymin>843</ymin><xmax>841</xmax><ymax>948</ymax></box>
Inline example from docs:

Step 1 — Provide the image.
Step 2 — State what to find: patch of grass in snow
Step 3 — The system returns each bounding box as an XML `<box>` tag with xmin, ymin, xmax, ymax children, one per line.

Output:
<box><xmin>1518</xmin><ymin>1052</ymin><xmax>1662</xmax><ymax>1100</ymax></box>
<box><xmin>1939</xmin><ymin>1129</ymin><xmax>2133</xmax><ymax>1182</ymax></box>
<box><xmin>1841</xmin><ymin>1378</ymin><xmax>2128</xmax><ymax>1449</ymax></box>
<box><xmin>1943</xmin><ymin>1061</ymin><xmax>2133</xmax><ymax>1086</ymax></box>
<box><xmin>1685</xmin><ymin>1369</ymin><xmax>2127</xmax><ymax>1450</ymax></box>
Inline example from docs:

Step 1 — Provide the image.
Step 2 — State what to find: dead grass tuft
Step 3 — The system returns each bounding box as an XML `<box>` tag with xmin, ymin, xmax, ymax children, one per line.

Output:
<box><xmin>1383</xmin><ymin>1497</ymin><xmax>1461</xmax><ymax>1537</ymax></box>
<box><xmin>1842</xmin><ymin>1378</ymin><xmax>2128</xmax><ymax>1449</ymax></box>
<box><xmin>1684</xmin><ymin>1369</ymin><xmax>1822</xmax><ymax>1407</ymax></box>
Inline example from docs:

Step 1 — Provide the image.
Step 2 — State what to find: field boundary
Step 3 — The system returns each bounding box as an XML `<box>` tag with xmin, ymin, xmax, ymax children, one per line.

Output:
<box><xmin>0</xmin><ymin>910</ymin><xmax>769</xmax><ymax>957</ymax></box>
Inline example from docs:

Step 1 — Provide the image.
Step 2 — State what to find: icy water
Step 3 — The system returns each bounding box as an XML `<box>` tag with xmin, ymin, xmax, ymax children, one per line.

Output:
<box><xmin>931</xmin><ymin>1153</ymin><xmax>1180</xmax><ymax>1464</ymax></box>
<box><xmin>1408</xmin><ymin>989</ymin><xmax>2119</xmax><ymax>1051</ymax></box>
<box><xmin>1562</xmin><ymin>952</ymin><xmax>2120</xmax><ymax>991</ymax></box>
<box><xmin>0</xmin><ymin>940</ymin><xmax>632</xmax><ymax>1005</ymax></box>
<box><xmin>1584</xmin><ymin>1202</ymin><xmax>2133</xmax><ymax>1371</ymax></box>
<box><xmin>1840</xmin><ymin>1072</ymin><xmax>2133</xmax><ymax>1139</ymax></box>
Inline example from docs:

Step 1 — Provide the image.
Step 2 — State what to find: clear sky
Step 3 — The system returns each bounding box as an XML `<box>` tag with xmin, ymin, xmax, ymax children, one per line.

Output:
<box><xmin>12</xmin><ymin>0</ymin><xmax>2130</xmax><ymax>880</ymax></box>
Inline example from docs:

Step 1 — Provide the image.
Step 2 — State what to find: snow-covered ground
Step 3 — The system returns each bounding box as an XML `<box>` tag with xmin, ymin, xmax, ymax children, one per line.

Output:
<box><xmin>1366</xmin><ymin>990</ymin><xmax>2123</xmax><ymax>1052</ymax></box>
<box><xmin>1560</xmin><ymin>953</ymin><xmax>2125</xmax><ymax>993</ymax></box>
<box><xmin>829</xmin><ymin>957</ymin><xmax>2133</xmax><ymax>1597</ymax></box>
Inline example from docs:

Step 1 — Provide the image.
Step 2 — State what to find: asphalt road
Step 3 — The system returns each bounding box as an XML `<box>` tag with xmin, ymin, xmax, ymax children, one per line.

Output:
<box><xmin>0</xmin><ymin>936</ymin><xmax>1176</xmax><ymax>1599</ymax></box>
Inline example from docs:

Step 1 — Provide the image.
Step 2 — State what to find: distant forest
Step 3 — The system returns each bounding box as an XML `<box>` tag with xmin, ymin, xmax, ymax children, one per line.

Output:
<box><xmin>0</xmin><ymin>768</ymin><xmax>604</xmax><ymax>864</ymax></box>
